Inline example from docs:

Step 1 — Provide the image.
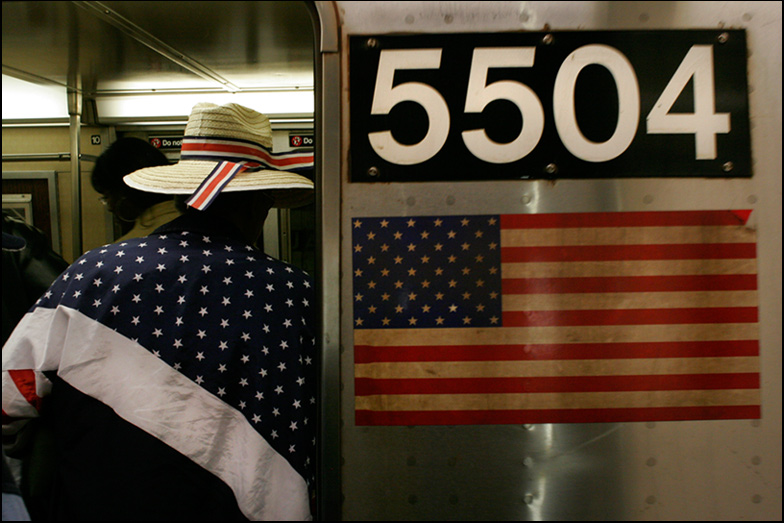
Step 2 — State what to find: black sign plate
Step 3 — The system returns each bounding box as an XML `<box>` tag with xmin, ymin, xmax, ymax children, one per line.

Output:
<box><xmin>349</xmin><ymin>31</ymin><xmax>751</xmax><ymax>182</ymax></box>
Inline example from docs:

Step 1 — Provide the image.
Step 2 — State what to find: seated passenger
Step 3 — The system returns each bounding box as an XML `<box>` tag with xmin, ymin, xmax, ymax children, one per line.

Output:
<box><xmin>91</xmin><ymin>137</ymin><xmax>180</xmax><ymax>242</ymax></box>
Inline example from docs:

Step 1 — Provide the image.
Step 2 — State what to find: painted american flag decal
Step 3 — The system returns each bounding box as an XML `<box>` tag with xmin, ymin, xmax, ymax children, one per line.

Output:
<box><xmin>352</xmin><ymin>210</ymin><xmax>760</xmax><ymax>426</ymax></box>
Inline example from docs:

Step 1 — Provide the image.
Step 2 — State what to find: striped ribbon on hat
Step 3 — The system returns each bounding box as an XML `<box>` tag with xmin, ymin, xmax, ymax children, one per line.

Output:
<box><xmin>182</xmin><ymin>136</ymin><xmax>314</xmax><ymax>211</ymax></box>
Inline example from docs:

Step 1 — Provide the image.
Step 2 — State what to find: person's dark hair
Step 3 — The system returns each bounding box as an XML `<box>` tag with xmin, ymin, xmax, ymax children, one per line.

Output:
<box><xmin>91</xmin><ymin>137</ymin><xmax>171</xmax><ymax>220</ymax></box>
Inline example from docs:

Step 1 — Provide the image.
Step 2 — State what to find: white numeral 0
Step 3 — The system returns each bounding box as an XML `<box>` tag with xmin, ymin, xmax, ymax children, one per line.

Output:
<box><xmin>462</xmin><ymin>48</ymin><xmax>544</xmax><ymax>163</ymax></box>
<box><xmin>553</xmin><ymin>44</ymin><xmax>640</xmax><ymax>162</ymax></box>
<box><xmin>368</xmin><ymin>49</ymin><xmax>450</xmax><ymax>165</ymax></box>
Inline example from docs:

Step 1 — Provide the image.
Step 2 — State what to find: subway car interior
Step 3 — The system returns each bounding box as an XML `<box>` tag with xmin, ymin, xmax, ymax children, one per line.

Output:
<box><xmin>2</xmin><ymin>1</ymin><xmax>317</xmax><ymax>268</ymax></box>
<box><xmin>2</xmin><ymin>1</ymin><xmax>782</xmax><ymax>521</ymax></box>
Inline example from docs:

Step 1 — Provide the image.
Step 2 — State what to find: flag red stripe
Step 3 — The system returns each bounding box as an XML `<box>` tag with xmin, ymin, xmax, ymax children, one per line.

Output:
<box><xmin>500</xmin><ymin>210</ymin><xmax>753</xmax><ymax>229</ymax></box>
<box><xmin>501</xmin><ymin>307</ymin><xmax>758</xmax><ymax>326</ymax></box>
<box><xmin>501</xmin><ymin>243</ymin><xmax>756</xmax><ymax>262</ymax></box>
<box><xmin>356</xmin><ymin>405</ymin><xmax>761</xmax><ymax>425</ymax></box>
<box><xmin>8</xmin><ymin>369</ymin><xmax>43</xmax><ymax>413</ymax></box>
<box><xmin>354</xmin><ymin>340</ymin><xmax>759</xmax><ymax>363</ymax></box>
<box><xmin>355</xmin><ymin>373</ymin><xmax>760</xmax><ymax>395</ymax></box>
<box><xmin>501</xmin><ymin>274</ymin><xmax>757</xmax><ymax>294</ymax></box>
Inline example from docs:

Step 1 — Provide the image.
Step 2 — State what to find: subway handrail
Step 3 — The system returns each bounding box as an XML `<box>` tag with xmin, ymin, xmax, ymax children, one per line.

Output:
<box><xmin>2</xmin><ymin>153</ymin><xmax>98</xmax><ymax>163</ymax></box>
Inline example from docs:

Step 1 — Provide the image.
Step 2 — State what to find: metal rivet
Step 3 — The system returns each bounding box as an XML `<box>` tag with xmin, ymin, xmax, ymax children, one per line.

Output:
<box><xmin>752</xmin><ymin>494</ymin><xmax>762</xmax><ymax>504</ymax></box>
<box><xmin>643</xmin><ymin>194</ymin><xmax>654</xmax><ymax>204</ymax></box>
<box><xmin>408</xmin><ymin>494</ymin><xmax>418</xmax><ymax>505</ymax></box>
<box><xmin>542</xmin><ymin>34</ymin><xmax>554</xmax><ymax>45</ymax></box>
<box><xmin>544</xmin><ymin>163</ymin><xmax>558</xmax><ymax>174</ymax></box>
<box><xmin>646</xmin><ymin>457</ymin><xmax>657</xmax><ymax>467</ymax></box>
<box><xmin>523</xmin><ymin>457</ymin><xmax>534</xmax><ymax>468</ymax></box>
<box><xmin>524</xmin><ymin>493</ymin><xmax>535</xmax><ymax>505</ymax></box>
<box><xmin>367</xmin><ymin>166</ymin><xmax>380</xmax><ymax>177</ymax></box>
<box><xmin>444</xmin><ymin>14</ymin><xmax>454</xmax><ymax>24</ymax></box>
<box><xmin>406</xmin><ymin>196</ymin><xmax>416</xmax><ymax>206</ymax></box>
<box><xmin>718</xmin><ymin>32</ymin><xmax>730</xmax><ymax>44</ymax></box>
<box><xmin>747</xmin><ymin>195</ymin><xmax>758</xmax><ymax>204</ymax></box>
<box><xmin>446</xmin><ymin>195</ymin><xmax>456</xmax><ymax>206</ymax></box>
<box><xmin>646</xmin><ymin>495</ymin><xmax>657</xmax><ymax>505</ymax></box>
<box><xmin>523</xmin><ymin>424</ymin><xmax>535</xmax><ymax>431</ymax></box>
<box><xmin>751</xmin><ymin>456</ymin><xmax>761</xmax><ymax>466</ymax></box>
<box><xmin>366</xmin><ymin>38</ymin><xmax>379</xmax><ymax>49</ymax></box>
<box><xmin>521</xmin><ymin>194</ymin><xmax>532</xmax><ymax>205</ymax></box>
<box><xmin>722</xmin><ymin>161</ymin><xmax>734</xmax><ymax>172</ymax></box>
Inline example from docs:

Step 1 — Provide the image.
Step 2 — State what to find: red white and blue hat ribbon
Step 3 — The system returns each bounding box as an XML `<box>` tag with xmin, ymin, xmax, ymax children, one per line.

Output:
<box><xmin>182</xmin><ymin>136</ymin><xmax>313</xmax><ymax>211</ymax></box>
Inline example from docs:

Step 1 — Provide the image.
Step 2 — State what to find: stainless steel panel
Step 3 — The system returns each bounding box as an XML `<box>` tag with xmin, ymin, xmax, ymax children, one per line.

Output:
<box><xmin>314</xmin><ymin>3</ymin><xmax>343</xmax><ymax>520</ymax></box>
<box><xmin>337</xmin><ymin>1</ymin><xmax>781</xmax><ymax>520</ymax></box>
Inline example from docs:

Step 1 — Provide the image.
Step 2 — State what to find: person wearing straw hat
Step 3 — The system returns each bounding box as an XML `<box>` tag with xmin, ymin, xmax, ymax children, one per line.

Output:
<box><xmin>2</xmin><ymin>103</ymin><xmax>317</xmax><ymax>521</ymax></box>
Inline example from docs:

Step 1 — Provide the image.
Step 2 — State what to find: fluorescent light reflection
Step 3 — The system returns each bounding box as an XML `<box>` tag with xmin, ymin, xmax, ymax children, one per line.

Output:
<box><xmin>96</xmin><ymin>90</ymin><xmax>314</xmax><ymax>120</ymax></box>
<box><xmin>2</xmin><ymin>75</ymin><xmax>68</xmax><ymax>119</ymax></box>
<box><xmin>3</xmin><ymin>75</ymin><xmax>313</xmax><ymax>123</ymax></box>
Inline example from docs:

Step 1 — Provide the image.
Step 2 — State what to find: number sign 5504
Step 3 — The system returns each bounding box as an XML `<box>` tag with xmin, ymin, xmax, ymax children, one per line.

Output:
<box><xmin>369</xmin><ymin>45</ymin><xmax>729</xmax><ymax>166</ymax></box>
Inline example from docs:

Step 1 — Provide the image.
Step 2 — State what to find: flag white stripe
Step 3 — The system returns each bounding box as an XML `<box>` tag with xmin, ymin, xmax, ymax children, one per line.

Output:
<box><xmin>2</xmin><ymin>306</ymin><xmax>310</xmax><ymax>521</ymax></box>
<box><xmin>501</xmin><ymin>290</ymin><xmax>758</xmax><ymax>311</ymax></box>
<box><xmin>355</xmin><ymin>389</ymin><xmax>761</xmax><ymax>411</ymax></box>
<box><xmin>502</xmin><ymin>259</ymin><xmax>757</xmax><ymax>278</ymax></box>
<box><xmin>354</xmin><ymin>323</ymin><xmax>758</xmax><ymax>346</ymax></box>
<box><xmin>354</xmin><ymin>356</ymin><xmax>760</xmax><ymax>379</ymax></box>
<box><xmin>500</xmin><ymin>225</ymin><xmax>756</xmax><ymax>246</ymax></box>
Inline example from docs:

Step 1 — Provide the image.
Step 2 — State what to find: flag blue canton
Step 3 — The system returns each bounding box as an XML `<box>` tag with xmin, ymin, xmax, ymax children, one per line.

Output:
<box><xmin>34</xmin><ymin>230</ymin><xmax>317</xmax><ymax>487</ymax></box>
<box><xmin>352</xmin><ymin>215</ymin><xmax>502</xmax><ymax>329</ymax></box>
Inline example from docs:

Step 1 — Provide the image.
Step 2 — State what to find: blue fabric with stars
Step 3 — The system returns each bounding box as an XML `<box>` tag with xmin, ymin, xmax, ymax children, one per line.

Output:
<box><xmin>352</xmin><ymin>215</ymin><xmax>502</xmax><ymax>329</ymax></box>
<box><xmin>34</xmin><ymin>213</ymin><xmax>317</xmax><ymax>490</ymax></box>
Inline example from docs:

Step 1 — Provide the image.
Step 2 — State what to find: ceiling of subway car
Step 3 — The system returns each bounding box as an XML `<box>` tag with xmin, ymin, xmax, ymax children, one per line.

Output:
<box><xmin>2</xmin><ymin>1</ymin><xmax>315</xmax><ymax>120</ymax></box>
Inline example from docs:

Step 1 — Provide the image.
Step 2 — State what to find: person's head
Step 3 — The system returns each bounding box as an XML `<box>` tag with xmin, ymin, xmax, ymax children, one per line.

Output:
<box><xmin>91</xmin><ymin>138</ymin><xmax>171</xmax><ymax>222</ymax></box>
<box><xmin>123</xmin><ymin>102</ymin><xmax>314</xmax><ymax>243</ymax></box>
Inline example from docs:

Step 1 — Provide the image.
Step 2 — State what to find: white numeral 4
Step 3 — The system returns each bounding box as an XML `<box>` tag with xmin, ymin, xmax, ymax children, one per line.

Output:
<box><xmin>646</xmin><ymin>45</ymin><xmax>730</xmax><ymax>159</ymax></box>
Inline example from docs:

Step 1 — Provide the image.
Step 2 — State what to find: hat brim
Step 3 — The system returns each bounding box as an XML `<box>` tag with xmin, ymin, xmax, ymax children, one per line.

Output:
<box><xmin>123</xmin><ymin>161</ymin><xmax>314</xmax><ymax>208</ymax></box>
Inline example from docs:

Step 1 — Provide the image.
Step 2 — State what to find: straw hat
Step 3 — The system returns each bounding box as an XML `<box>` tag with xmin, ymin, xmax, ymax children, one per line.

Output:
<box><xmin>123</xmin><ymin>103</ymin><xmax>314</xmax><ymax>209</ymax></box>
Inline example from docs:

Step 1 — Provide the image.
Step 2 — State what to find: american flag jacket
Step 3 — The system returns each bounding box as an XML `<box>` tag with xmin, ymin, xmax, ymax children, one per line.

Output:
<box><xmin>2</xmin><ymin>212</ymin><xmax>317</xmax><ymax>520</ymax></box>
